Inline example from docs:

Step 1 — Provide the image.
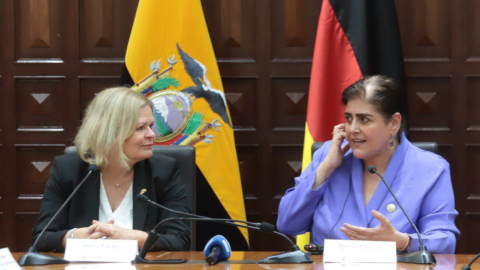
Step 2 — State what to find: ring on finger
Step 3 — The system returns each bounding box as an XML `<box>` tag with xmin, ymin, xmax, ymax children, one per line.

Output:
<box><xmin>331</xmin><ymin>132</ymin><xmax>339</xmax><ymax>135</ymax></box>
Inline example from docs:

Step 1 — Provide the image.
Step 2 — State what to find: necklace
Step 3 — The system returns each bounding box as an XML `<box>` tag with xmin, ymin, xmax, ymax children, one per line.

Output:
<box><xmin>101</xmin><ymin>173</ymin><xmax>132</xmax><ymax>188</ymax></box>
<box><xmin>114</xmin><ymin>177</ymin><xmax>132</xmax><ymax>187</ymax></box>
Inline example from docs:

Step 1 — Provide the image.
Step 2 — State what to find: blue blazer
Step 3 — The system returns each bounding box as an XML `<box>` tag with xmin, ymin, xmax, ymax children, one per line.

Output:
<box><xmin>277</xmin><ymin>135</ymin><xmax>459</xmax><ymax>254</ymax></box>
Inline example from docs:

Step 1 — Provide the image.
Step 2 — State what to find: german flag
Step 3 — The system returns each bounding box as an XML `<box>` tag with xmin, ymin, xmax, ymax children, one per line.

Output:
<box><xmin>297</xmin><ymin>0</ymin><xmax>405</xmax><ymax>248</ymax></box>
<box><xmin>120</xmin><ymin>0</ymin><xmax>248</xmax><ymax>250</ymax></box>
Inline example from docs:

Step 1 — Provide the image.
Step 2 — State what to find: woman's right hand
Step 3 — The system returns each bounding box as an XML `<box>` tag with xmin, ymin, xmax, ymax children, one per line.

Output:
<box><xmin>313</xmin><ymin>123</ymin><xmax>350</xmax><ymax>189</ymax></box>
<box><xmin>61</xmin><ymin>226</ymin><xmax>100</xmax><ymax>247</ymax></box>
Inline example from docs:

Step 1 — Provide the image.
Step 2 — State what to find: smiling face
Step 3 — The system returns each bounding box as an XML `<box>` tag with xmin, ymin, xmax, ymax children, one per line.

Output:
<box><xmin>344</xmin><ymin>99</ymin><xmax>401</xmax><ymax>164</ymax></box>
<box><xmin>123</xmin><ymin>105</ymin><xmax>155</xmax><ymax>166</ymax></box>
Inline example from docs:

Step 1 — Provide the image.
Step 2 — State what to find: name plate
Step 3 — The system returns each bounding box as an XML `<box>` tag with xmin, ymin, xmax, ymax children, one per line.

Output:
<box><xmin>65</xmin><ymin>239</ymin><xmax>138</xmax><ymax>262</ymax></box>
<box><xmin>323</xmin><ymin>239</ymin><xmax>396</xmax><ymax>263</ymax></box>
<box><xmin>66</xmin><ymin>263</ymin><xmax>136</xmax><ymax>270</ymax></box>
<box><xmin>324</xmin><ymin>263</ymin><xmax>396</xmax><ymax>270</ymax></box>
<box><xmin>0</xmin><ymin>248</ymin><xmax>21</xmax><ymax>270</ymax></box>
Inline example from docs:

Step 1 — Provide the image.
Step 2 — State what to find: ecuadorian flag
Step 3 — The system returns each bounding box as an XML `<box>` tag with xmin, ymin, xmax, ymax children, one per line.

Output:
<box><xmin>121</xmin><ymin>0</ymin><xmax>248</xmax><ymax>249</ymax></box>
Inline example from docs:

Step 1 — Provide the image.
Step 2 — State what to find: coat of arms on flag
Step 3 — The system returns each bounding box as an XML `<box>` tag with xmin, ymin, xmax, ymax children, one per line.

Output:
<box><xmin>131</xmin><ymin>44</ymin><xmax>226</xmax><ymax>146</ymax></box>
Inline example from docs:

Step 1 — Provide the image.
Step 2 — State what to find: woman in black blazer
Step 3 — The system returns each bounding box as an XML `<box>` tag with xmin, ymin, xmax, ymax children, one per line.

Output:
<box><xmin>32</xmin><ymin>87</ymin><xmax>190</xmax><ymax>252</ymax></box>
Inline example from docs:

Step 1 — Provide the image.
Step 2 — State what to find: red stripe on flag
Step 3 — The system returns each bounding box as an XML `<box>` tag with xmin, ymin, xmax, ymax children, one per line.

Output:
<box><xmin>307</xmin><ymin>0</ymin><xmax>363</xmax><ymax>142</ymax></box>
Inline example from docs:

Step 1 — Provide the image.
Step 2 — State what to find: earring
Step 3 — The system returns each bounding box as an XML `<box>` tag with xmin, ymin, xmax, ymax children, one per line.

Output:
<box><xmin>388</xmin><ymin>134</ymin><xmax>396</xmax><ymax>150</ymax></box>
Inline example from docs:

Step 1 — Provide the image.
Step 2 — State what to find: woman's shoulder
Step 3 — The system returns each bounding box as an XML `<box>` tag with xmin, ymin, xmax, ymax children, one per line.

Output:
<box><xmin>51</xmin><ymin>153</ymin><xmax>90</xmax><ymax>172</ymax></box>
<box><xmin>145</xmin><ymin>152</ymin><xmax>180</xmax><ymax>176</ymax></box>
<box><xmin>403</xmin><ymin>141</ymin><xmax>449</xmax><ymax>172</ymax></box>
<box><xmin>147</xmin><ymin>152</ymin><xmax>177</xmax><ymax>166</ymax></box>
<box><xmin>55</xmin><ymin>152</ymin><xmax>85</xmax><ymax>163</ymax></box>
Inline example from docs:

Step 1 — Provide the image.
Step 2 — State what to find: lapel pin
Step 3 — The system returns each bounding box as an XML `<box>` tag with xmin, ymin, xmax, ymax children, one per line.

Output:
<box><xmin>140</xmin><ymin>189</ymin><xmax>147</xmax><ymax>195</ymax></box>
<box><xmin>387</xmin><ymin>203</ymin><xmax>396</xmax><ymax>213</ymax></box>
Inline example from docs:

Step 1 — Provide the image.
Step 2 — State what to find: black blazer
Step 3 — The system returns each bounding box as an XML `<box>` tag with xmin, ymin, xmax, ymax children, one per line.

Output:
<box><xmin>32</xmin><ymin>153</ymin><xmax>191</xmax><ymax>252</ymax></box>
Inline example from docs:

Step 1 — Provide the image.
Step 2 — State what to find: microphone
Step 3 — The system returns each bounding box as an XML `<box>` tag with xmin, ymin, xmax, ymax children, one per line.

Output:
<box><xmin>134</xmin><ymin>194</ymin><xmax>313</xmax><ymax>264</ymax></box>
<box><xmin>18</xmin><ymin>164</ymin><xmax>99</xmax><ymax>266</ymax></box>
<box><xmin>367</xmin><ymin>166</ymin><xmax>436</xmax><ymax>265</ymax></box>
<box><xmin>462</xmin><ymin>253</ymin><xmax>480</xmax><ymax>270</ymax></box>
<box><xmin>136</xmin><ymin>194</ymin><xmax>275</xmax><ymax>232</ymax></box>
<box><xmin>203</xmin><ymin>235</ymin><xmax>231</xmax><ymax>265</ymax></box>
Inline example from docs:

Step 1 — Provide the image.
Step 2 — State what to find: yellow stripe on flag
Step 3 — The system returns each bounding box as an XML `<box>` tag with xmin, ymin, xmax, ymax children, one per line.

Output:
<box><xmin>297</xmin><ymin>123</ymin><xmax>315</xmax><ymax>250</ymax></box>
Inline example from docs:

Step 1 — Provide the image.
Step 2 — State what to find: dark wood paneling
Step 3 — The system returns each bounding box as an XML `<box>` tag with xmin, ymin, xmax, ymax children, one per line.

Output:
<box><xmin>466</xmin><ymin>76</ymin><xmax>480</xmax><ymax>131</ymax></box>
<box><xmin>79</xmin><ymin>76</ymin><xmax>121</xmax><ymax>118</ymax></box>
<box><xmin>15</xmin><ymin>144</ymin><xmax>65</xmax><ymax>199</ymax></box>
<box><xmin>397</xmin><ymin>0</ymin><xmax>474</xmax><ymax>254</ymax></box>
<box><xmin>406</xmin><ymin>76</ymin><xmax>451</xmax><ymax>131</ymax></box>
<box><xmin>79</xmin><ymin>0</ymin><xmax>137</xmax><ymax>62</ymax></box>
<box><xmin>223</xmin><ymin>77</ymin><xmax>257</xmax><ymax>131</ymax></box>
<box><xmin>15</xmin><ymin>76</ymin><xmax>66</xmax><ymax>132</ymax></box>
<box><xmin>16</xmin><ymin>213</ymin><xmax>38</xmax><ymax>252</ymax></box>
<box><xmin>15</xmin><ymin>0</ymin><xmax>64</xmax><ymax>62</ymax></box>
<box><xmin>204</xmin><ymin>0</ymin><xmax>256</xmax><ymax>62</ymax></box>
<box><xmin>236</xmin><ymin>145</ymin><xmax>262</xmax><ymax>248</ymax></box>
<box><xmin>396</xmin><ymin>0</ymin><xmax>451</xmax><ymax>61</ymax></box>
<box><xmin>271</xmin><ymin>0</ymin><xmax>321</xmax><ymax>62</ymax></box>
<box><xmin>271</xmin><ymin>77</ymin><xmax>309</xmax><ymax>131</ymax></box>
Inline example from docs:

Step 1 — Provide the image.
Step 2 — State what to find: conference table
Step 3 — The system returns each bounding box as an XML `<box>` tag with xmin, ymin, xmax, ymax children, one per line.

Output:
<box><xmin>11</xmin><ymin>252</ymin><xmax>480</xmax><ymax>269</ymax></box>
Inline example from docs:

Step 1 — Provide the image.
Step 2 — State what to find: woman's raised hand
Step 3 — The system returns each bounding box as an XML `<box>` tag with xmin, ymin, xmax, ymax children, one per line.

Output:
<box><xmin>313</xmin><ymin>124</ymin><xmax>350</xmax><ymax>189</ymax></box>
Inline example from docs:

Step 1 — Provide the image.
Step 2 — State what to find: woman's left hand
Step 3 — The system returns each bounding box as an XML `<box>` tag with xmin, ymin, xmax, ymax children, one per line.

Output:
<box><xmin>88</xmin><ymin>219</ymin><xmax>128</xmax><ymax>239</ymax></box>
<box><xmin>340</xmin><ymin>210</ymin><xmax>409</xmax><ymax>250</ymax></box>
<box><xmin>87</xmin><ymin>219</ymin><xmax>148</xmax><ymax>249</ymax></box>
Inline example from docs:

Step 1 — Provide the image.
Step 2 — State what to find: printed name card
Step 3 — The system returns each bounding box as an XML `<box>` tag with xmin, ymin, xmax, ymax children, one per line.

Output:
<box><xmin>64</xmin><ymin>239</ymin><xmax>138</xmax><ymax>262</ymax></box>
<box><xmin>66</xmin><ymin>263</ymin><xmax>136</xmax><ymax>270</ymax></box>
<box><xmin>323</xmin><ymin>239</ymin><xmax>396</xmax><ymax>263</ymax></box>
<box><xmin>0</xmin><ymin>248</ymin><xmax>21</xmax><ymax>270</ymax></box>
<box><xmin>323</xmin><ymin>262</ymin><xmax>396</xmax><ymax>270</ymax></box>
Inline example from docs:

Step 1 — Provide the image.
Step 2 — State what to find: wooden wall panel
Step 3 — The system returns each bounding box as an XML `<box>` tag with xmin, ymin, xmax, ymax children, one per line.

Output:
<box><xmin>0</xmin><ymin>213</ymin><xmax>4</xmax><ymax>249</ymax></box>
<box><xmin>204</xmin><ymin>0</ymin><xmax>256</xmax><ymax>62</ymax></box>
<box><xmin>15</xmin><ymin>0</ymin><xmax>64</xmax><ymax>62</ymax></box>
<box><xmin>0</xmin><ymin>76</ymin><xmax>3</xmax><ymax>132</ymax></box>
<box><xmin>406</xmin><ymin>76</ymin><xmax>451</xmax><ymax>131</ymax></box>
<box><xmin>16</xmin><ymin>213</ymin><xmax>38</xmax><ymax>252</ymax></box>
<box><xmin>271</xmin><ymin>0</ymin><xmax>321</xmax><ymax>62</ymax></box>
<box><xmin>271</xmin><ymin>145</ymin><xmax>303</xmax><ymax>251</ymax></box>
<box><xmin>79</xmin><ymin>76</ymin><xmax>121</xmax><ymax>118</ymax></box>
<box><xmin>236</xmin><ymin>145</ymin><xmax>260</xmax><ymax>234</ymax></box>
<box><xmin>465</xmin><ymin>0</ymin><xmax>480</xmax><ymax>61</ymax></box>
<box><xmin>396</xmin><ymin>0</ymin><xmax>450</xmax><ymax>61</ymax></box>
<box><xmin>79</xmin><ymin>0</ymin><xmax>137</xmax><ymax>62</ymax></box>
<box><xmin>466</xmin><ymin>76</ymin><xmax>480</xmax><ymax>131</ymax></box>
<box><xmin>15</xmin><ymin>77</ymin><xmax>66</xmax><ymax>132</ymax></box>
<box><xmin>271</xmin><ymin>77</ymin><xmax>309</xmax><ymax>131</ymax></box>
<box><xmin>272</xmin><ymin>145</ymin><xmax>303</xmax><ymax>202</ymax></box>
<box><xmin>466</xmin><ymin>145</ymin><xmax>480</xmax><ymax>204</ymax></box>
<box><xmin>15</xmin><ymin>145</ymin><xmax>65</xmax><ymax>199</ymax></box>
<box><xmin>223</xmin><ymin>77</ymin><xmax>257</xmax><ymax>131</ymax></box>
<box><xmin>397</xmin><ymin>0</ymin><xmax>473</xmax><ymax>254</ymax></box>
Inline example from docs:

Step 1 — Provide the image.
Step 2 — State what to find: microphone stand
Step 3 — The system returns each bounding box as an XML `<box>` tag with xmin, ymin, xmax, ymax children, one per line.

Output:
<box><xmin>134</xmin><ymin>195</ymin><xmax>313</xmax><ymax>264</ymax></box>
<box><xmin>18</xmin><ymin>165</ymin><xmax>98</xmax><ymax>266</ymax></box>
<box><xmin>462</xmin><ymin>253</ymin><xmax>480</xmax><ymax>270</ymax></box>
<box><xmin>368</xmin><ymin>166</ymin><xmax>436</xmax><ymax>265</ymax></box>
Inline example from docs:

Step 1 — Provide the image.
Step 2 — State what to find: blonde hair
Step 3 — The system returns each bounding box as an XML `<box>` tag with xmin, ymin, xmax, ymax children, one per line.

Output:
<box><xmin>74</xmin><ymin>87</ymin><xmax>153</xmax><ymax>169</ymax></box>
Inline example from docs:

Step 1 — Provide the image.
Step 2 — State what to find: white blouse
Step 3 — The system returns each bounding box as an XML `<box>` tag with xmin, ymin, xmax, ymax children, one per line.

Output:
<box><xmin>99</xmin><ymin>175</ymin><xmax>134</xmax><ymax>229</ymax></box>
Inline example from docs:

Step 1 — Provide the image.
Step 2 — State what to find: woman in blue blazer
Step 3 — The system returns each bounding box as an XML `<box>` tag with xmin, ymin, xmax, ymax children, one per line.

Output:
<box><xmin>277</xmin><ymin>76</ymin><xmax>459</xmax><ymax>254</ymax></box>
